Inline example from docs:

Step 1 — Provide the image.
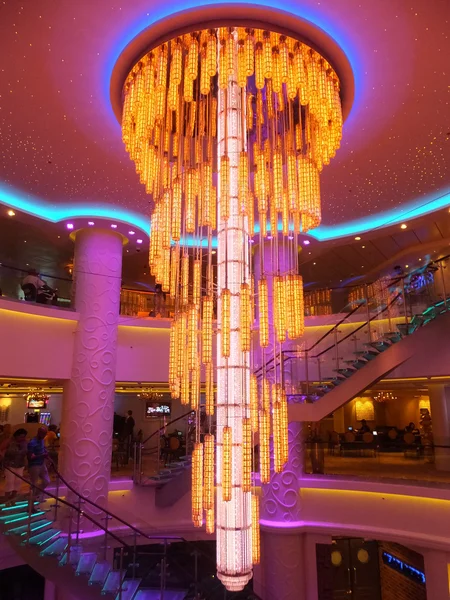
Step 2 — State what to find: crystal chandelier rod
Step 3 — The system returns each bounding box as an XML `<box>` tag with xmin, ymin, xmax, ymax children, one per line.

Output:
<box><xmin>216</xmin><ymin>29</ymin><xmax>252</xmax><ymax>591</ymax></box>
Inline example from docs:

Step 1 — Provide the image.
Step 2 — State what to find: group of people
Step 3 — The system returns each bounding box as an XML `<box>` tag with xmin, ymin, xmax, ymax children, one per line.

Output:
<box><xmin>0</xmin><ymin>425</ymin><xmax>52</xmax><ymax>507</ymax></box>
<box><xmin>356</xmin><ymin>419</ymin><xmax>420</xmax><ymax>435</ymax></box>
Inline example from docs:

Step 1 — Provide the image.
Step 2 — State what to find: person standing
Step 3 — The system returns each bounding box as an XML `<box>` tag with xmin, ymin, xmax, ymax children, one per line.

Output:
<box><xmin>124</xmin><ymin>410</ymin><xmax>135</xmax><ymax>460</ymax></box>
<box><xmin>0</xmin><ymin>428</ymin><xmax>28</xmax><ymax>505</ymax></box>
<box><xmin>27</xmin><ymin>426</ymin><xmax>50</xmax><ymax>502</ymax></box>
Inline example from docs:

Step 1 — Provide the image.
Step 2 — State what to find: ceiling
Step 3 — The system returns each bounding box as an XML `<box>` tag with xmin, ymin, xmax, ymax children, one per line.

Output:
<box><xmin>0</xmin><ymin>0</ymin><xmax>449</xmax><ymax>242</ymax></box>
<box><xmin>0</xmin><ymin>213</ymin><xmax>157</xmax><ymax>298</ymax></box>
<box><xmin>2</xmin><ymin>207</ymin><xmax>450</xmax><ymax>293</ymax></box>
<box><xmin>299</xmin><ymin>207</ymin><xmax>450</xmax><ymax>288</ymax></box>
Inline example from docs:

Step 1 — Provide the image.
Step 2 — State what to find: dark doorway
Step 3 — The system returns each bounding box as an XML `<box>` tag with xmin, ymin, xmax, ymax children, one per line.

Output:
<box><xmin>0</xmin><ymin>564</ymin><xmax>45</xmax><ymax>600</ymax></box>
<box><xmin>317</xmin><ymin>538</ymin><xmax>382</xmax><ymax>600</ymax></box>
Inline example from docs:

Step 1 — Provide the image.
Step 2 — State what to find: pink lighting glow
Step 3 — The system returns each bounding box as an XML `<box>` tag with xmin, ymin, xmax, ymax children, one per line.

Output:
<box><xmin>111</xmin><ymin>224</ymin><xmax>118</xmax><ymax>229</ymax></box>
<box><xmin>303</xmin><ymin>240</ymin><xmax>311</xmax><ymax>245</ymax></box>
<box><xmin>136</xmin><ymin>239</ymin><xmax>143</xmax><ymax>244</ymax></box>
<box><xmin>88</xmin><ymin>221</ymin><xmax>95</xmax><ymax>226</ymax></box>
<box><xmin>66</xmin><ymin>223</ymin><xmax>74</xmax><ymax>230</ymax></box>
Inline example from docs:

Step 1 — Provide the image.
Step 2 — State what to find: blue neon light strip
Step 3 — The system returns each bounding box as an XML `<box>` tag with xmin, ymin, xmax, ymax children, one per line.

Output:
<box><xmin>382</xmin><ymin>551</ymin><xmax>426</xmax><ymax>585</ymax></box>
<box><xmin>2</xmin><ymin>182</ymin><xmax>450</xmax><ymax>244</ymax></box>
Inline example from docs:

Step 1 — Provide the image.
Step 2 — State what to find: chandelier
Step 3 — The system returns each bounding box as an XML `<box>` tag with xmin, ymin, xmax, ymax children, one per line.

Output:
<box><xmin>121</xmin><ymin>25</ymin><xmax>342</xmax><ymax>591</ymax></box>
<box><xmin>374</xmin><ymin>391</ymin><xmax>397</xmax><ymax>403</ymax></box>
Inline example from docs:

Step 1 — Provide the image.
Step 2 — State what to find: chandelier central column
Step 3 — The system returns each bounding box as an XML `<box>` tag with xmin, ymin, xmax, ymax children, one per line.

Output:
<box><xmin>216</xmin><ymin>33</ymin><xmax>252</xmax><ymax>591</ymax></box>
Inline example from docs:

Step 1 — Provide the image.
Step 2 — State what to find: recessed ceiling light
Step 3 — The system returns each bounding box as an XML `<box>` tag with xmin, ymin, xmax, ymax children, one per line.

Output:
<box><xmin>362</xmin><ymin>245</ymin><xmax>366</xmax><ymax>249</ymax></box>
<box><xmin>405</xmin><ymin>265</ymin><xmax>409</xmax><ymax>268</ymax></box>
<box><xmin>66</xmin><ymin>223</ymin><xmax>74</xmax><ymax>230</ymax></box>
<box><xmin>400</xmin><ymin>224</ymin><xmax>407</xmax><ymax>229</ymax></box>
<box><xmin>355</xmin><ymin>236</ymin><xmax>361</xmax><ymax>241</ymax></box>
<box><xmin>303</xmin><ymin>240</ymin><xmax>310</xmax><ymax>245</ymax></box>
<box><xmin>111</xmin><ymin>224</ymin><xmax>118</xmax><ymax>229</ymax></box>
<box><xmin>313</xmin><ymin>262</ymin><xmax>316</xmax><ymax>265</ymax></box>
<box><xmin>7</xmin><ymin>209</ymin><xmax>15</xmax><ymax>217</ymax></box>
<box><xmin>88</xmin><ymin>221</ymin><xmax>95</xmax><ymax>226</ymax></box>
<box><xmin>128</xmin><ymin>230</ymin><xmax>135</xmax><ymax>235</ymax></box>
<box><xmin>136</xmin><ymin>239</ymin><xmax>143</xmax><ymax>244</ymax></box>
<box><xmin>418</xmin><ymin>258</ymin><xmax>422</xmax><ymax>261</ymax></box>
<box><xmin>212</xmin><ymin>250</ymin><xmax>216</xmax><ymax>255</ymax></box>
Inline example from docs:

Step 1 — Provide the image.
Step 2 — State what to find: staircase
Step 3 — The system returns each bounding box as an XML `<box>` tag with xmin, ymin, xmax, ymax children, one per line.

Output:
<box><xmin>0</xmin><ymin>497</ymin><xmax>187</xmax><ymax>600</ymax></box>
<box><xmin>288</xmin><ymin>298</ymin><xmax>450</xmax><ymax>422</ymax></box>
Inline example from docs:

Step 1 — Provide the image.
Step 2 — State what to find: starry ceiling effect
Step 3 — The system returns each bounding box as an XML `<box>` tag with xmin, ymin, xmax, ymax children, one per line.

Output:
<box><xmin>0</xmin><ymin>0</ymin><xmax>449</xmax><ymax>231</ymax></box>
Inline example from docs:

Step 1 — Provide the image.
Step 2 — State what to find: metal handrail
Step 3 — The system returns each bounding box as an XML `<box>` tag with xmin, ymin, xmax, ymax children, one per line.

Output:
<box><xmin>312</xmin><ymin>292</ymin><xmax>402</xmax><ymax>359</ymax></box>
<box><xmin>2</xmin><ymin>464</ymin><xmax>132</xmax><ymax>549</ymax></box>
<box><xmin>253</xmin><ymin>301</ymin><xmax>365</xmax><ymax>378</ymax></box>
<box><xmin>48</xmin><ymin>463</ymin><xmax>181</xmax><ymax>543</ymax></box>
<box><xmin>255</xmin><ymin>254</ymin><xmax>450</xmax><ymax>378</ymax></box>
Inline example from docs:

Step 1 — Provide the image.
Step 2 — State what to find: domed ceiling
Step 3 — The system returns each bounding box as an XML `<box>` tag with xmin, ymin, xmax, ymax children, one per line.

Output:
<box><xmin>0</xmin><ymin>0</ymin><xmax>448</xmax><ymax>240</ymax></box>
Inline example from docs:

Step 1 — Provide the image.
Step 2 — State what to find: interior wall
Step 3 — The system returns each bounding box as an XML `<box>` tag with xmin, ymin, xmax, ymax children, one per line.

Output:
<box><xmin>378</xmin><ymin>541</ymin><xmax>426</xmax><ymax>600</ymax></box>
<box><xmin>0</xmin><ymin>393</ymin><xmax>62</xmax><ymax>428</ymax></box>
<box><xmin>341</xmin><ymin>395</ymin><xmax>426</xmax><ymax>431</ymax></box>
<box><xmin>113</xmin><ymin>394</ymin><xmax>190</xmax><ymax>442</ymax></box>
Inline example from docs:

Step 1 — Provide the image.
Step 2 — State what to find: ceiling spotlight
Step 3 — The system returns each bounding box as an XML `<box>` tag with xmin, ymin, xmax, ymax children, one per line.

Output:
<box><xmin>66</xmin><ymin>223</ymin><xmax>74</xmax><ymax>230</ymax></box>
<box><xmin>362</xmin><ymin>245</ymin><xmax>366</xmax><ymax>249</ymax></box>
<box><xmin>355</xmin><ymin>236</ymin><xmax>361</xmax><ymax>241</ymax></box>
<box><xmin>405</xmin><ymin>265</ymin><xmax>409</xmax><ymax>268</ymax></box>
<box><xmin>88</xmin><ymin>221</ymin><xmax>95</xmax><ymax>226</ymax></box>
<box><xmin>128</xmin><ymin>230</ymin><xmax>135</xmax><ymax>235</ymax></box>
<box><xmin>400</xmin><ymin>224</ymin><xmax>407</xmax><ymax>229</ymax></box>
<box><xmin>212</xmin><ymin>250</ymin><xmax>217</xmax><ymax>255</ymax></box>
<box><xmin>7</xmin><ymin>209</ymin><xmax>15</xmax><ymax>217</ymax></box>
<box><xmin>418</xmin><ymin>258</ymin><xmax>422</xmax><ymax>262</ymax></box>
<box><xmin>111</xmin><ymin>224</ymin><xmax>118</xmax><ymax>229</ymax></box>
<box><xmin>136</xmin><ymin>239</ymin><xmax>143</xmax><ymax>244</ymax></box>
<box><xmin>303</xmin><ymin>240</ymin><xmax>310</xmax><ymax>245</ymax></box>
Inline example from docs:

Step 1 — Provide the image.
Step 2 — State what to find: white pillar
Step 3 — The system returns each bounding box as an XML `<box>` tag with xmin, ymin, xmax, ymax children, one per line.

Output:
<box><xmin>428</xmin><ymin>384</ymin><xmax>450</xmax><ymax>470</ymax></box>
<box><xmin>60</xmin><ymin>228</ymin><xmax>123</xmax><ymax>506</ymax></box>
<box><xmin>261</xmin><ymin>421</ymin><xmax>304</xmax><ymax>524</ymax></box>
<box><xmin>258</xmin><ymin>528</ymin><xmax>306</xmax><ymax>600</ymax></box>
<box><xmin>424</xmin><ymin>549</ymin><xmax>450</xmax><ymax>600</ymax></box>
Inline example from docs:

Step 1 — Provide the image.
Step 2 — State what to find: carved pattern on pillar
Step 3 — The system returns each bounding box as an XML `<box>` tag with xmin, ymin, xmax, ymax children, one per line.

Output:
<box><xmin>261</xmin><ymin>530</ymin><xmax>305</xmax><ymax>600</ymax></box>
<box><xmin>60</xmin><ymin>229</ymin><xmax>122</xmax><ymax>506</ymax></box>
<box><xmin>261</xmin><ymin>422</ymin><xmax>304</xmax><ymax>523</ymax></box>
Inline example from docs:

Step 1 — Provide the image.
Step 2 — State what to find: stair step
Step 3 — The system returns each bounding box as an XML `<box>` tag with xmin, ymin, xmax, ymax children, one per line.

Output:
<box><xmin>336</xmin><ymin>368</ymin><xmax>357</xmax><ymax>374</ymax></box>
<box><xmin>59</xmin><ymin>544</ymin><xmax>83</xmax><ymax>567</ymax></box>
<box><xmin>101</xmin><ymin>570</ymin><xmax>124</xmax><ymax>595</ymax></box>
<box><xmin>396</xmin><ymin>323</ymin><xmax>415</xmax><ymax>336</ymax></box>
<box><xmin>76</xmin><ymin>552</ymin><xmax>98</xmax><ymax>577</ymax></box>
<box><xmin>28</xmin><ymin>528</ymin><xmax>61</xmax><ymax>546</ymax></box>
<box><xmin>89</xmin><ymin>561</ymin><xmax>111</xmax><ymax>586</ymax></box>
<box><xmin>366</xmin><ymin>341</ymin><xmax>391</xmax><ymax>350</ymax></box>
<box><xmin>40</xmin><ymin>536</ymin><xmax>68</xmax><ymax>557</ymax></box>
<box><xmin>6</xmin><ymin>519</ymin><xmax>53</xmax><ymax>536</ymax></box>
<box><xmin>0</xmin><ymin>510</ymin><xmax>45</xmax><ymax>525</ymax></box>
<box><xmin>115</xmin><ymin>579</ymin><xmax>142</xmax><ymax>600</ymax></box>
<box><xmin>0</xmin><ymin>501</ymin><xmax>37</xmax><ymax>512</ymax></box>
